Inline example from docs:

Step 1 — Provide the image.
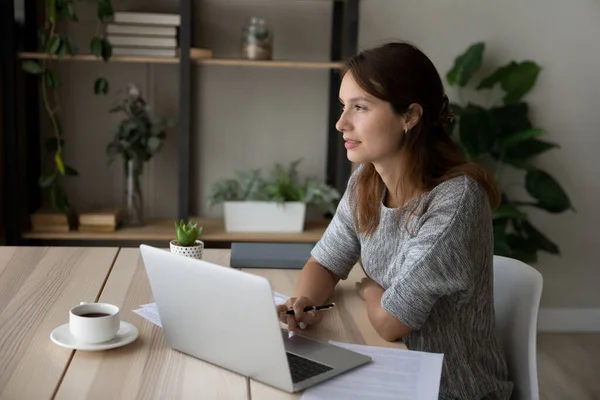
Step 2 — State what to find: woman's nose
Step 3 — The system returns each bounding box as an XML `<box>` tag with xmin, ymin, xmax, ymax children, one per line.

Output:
<box><xmin>336</xmin><ymin>113</ymin><xmax>350</xmax><ymax>133</ymax></box>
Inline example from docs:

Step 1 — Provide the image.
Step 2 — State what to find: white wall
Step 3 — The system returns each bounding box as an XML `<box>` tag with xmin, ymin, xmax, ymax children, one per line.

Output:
<box><xmin>359</xmin><ymin>0</ymin><xmax>600</xmax><ymax>313</ymax></box>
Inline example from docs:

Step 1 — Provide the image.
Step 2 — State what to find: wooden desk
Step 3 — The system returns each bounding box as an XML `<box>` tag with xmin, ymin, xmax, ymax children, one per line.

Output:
<box><xmin>55</xmin><ymin>249</ymin><xmax>248</xmax><ymax>399</ymax></box>
<box><xmin>0</xmin><ymin>246</ymin><xmax>119</xmax><ymax>399</ymax></box>
<box><xmin>0</xmin><ymin>247</ymin><xmax>406</xmax><ymax>399</ymax></box>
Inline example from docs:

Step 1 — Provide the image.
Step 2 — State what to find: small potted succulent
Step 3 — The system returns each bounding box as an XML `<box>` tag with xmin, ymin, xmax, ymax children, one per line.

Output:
<box><xmin>170</xmin><ymin>220</ymin><xmax>204</xmax><ymax>259</ymax></box>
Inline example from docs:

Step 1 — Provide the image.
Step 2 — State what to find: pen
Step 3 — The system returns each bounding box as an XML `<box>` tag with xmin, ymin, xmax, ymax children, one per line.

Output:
<box><xmin>285</xmin><ymin>303</ymin><xmax>335</xmax><ymax>315</ymax></box>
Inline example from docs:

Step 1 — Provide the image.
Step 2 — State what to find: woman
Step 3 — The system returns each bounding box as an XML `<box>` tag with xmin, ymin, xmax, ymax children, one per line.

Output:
<box><xmin>276</xmin><ymin>42</ymin><xmax>514</xmax><ymax>400</ymax></box>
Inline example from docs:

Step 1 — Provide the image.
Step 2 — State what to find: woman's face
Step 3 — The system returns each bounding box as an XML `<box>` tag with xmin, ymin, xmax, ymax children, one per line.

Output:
<box><xmin>336</xmin><ymin>72</ymin><xmax>407</xmax><ymax>165</ymax></box>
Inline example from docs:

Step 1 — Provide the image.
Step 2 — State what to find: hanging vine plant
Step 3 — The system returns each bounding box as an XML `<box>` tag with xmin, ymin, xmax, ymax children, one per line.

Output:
<box><xmin>21</xmin><ymin>0</ymin><xmax>114</xmax><ymax>213</ymax></box>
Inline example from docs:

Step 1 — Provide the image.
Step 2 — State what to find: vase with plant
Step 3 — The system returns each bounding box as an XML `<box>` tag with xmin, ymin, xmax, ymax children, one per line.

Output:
<box><xmin>208</xmin><ymin>159</ymin><xmax>340</xmax><ymax>233</ymax></box>
<box><xmin>106</xmin><ymin>83</ymin><xmax>173</xmax><ymax>226</ymax></box>
<box><xmin>21</xmin><ymin>0</ymin><xmax>114</xmax><ymax>216</ymax></box>
<box><xmin>445</xmin><ymin>42</ymin><xmax>573</xmax><ymax>263</ymax></box>
<box><xmin>170</xmin><ymin>220</ymin><xmax>204</xmax><ymax>259</ymax></box>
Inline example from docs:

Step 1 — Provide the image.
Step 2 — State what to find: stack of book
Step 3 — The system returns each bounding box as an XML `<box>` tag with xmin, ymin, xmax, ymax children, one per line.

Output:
<box><xmin>107</xmin><ymin>11</ymin><xmax>181</xmax><ymax>58</ymax></box>
<box><xmin>30</xmin><ymin>209</ymin><xmax>76</xmax><ymax>232</ymax></box>
<box><xmin>78</xmin><ymin>207</ymin><xmax>124</xmax><ymax>232</ymax></box>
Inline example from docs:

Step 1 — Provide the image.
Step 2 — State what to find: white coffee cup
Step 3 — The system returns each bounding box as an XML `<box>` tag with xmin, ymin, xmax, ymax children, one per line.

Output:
<box><xmin>69</xmin><ymin>302</ymin><xmax>120</xmax><ymax>343</ymax></box>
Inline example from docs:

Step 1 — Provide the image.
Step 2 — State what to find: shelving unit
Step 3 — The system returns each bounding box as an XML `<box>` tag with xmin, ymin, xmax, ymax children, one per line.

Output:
<box><xmin>2</xmin><ymin>0</ymin><xmax>358</xmax><ymax>247</ymax></box>
<box><xmin>18</xmin><ymin>52</ymin><xmax>345</xmax><ymax>69</ymax></box>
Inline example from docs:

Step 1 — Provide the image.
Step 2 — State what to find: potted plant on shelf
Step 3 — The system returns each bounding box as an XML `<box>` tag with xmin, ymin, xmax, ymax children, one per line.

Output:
<box><xmin>170</xmin><ymin>220</ymin><xmax>204</xmax><ymax>259</ymax></box>
<box><xmin>207</xmin><ymin>159</ymin><xmax>340</xmax><ymax>233</ymax></box>
<box><xmin>106</xmin><ymin>83</ymin><xmax>174</xmax><ymax>227</ymax></box>
<box><xmin>444</xmin><ymin>42</ymin><xmax>574</xmax><ymax>263</ymax></box>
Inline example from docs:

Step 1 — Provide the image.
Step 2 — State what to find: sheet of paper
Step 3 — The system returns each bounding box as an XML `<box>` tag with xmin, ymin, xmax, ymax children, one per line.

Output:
<box><xmin>132</xmin><ymin>291</ymin><xmax>289</xmax><ymax>328</ymax></box>
<box><xmin>301</xmin><ymin>341</ymin><xmax>444</xmax><ymax>400</ymax></box>
<box><xmin>132</xmin><ymin>304</ymin><xmax>162</xmax><ymax>327</ymax></box>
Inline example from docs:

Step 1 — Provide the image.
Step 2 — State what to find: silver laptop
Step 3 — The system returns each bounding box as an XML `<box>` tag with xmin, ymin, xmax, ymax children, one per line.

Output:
<box><xmin>139</xmin><ymin>244</ymin><xmax>371</xmax><ymax>393</ymax></box>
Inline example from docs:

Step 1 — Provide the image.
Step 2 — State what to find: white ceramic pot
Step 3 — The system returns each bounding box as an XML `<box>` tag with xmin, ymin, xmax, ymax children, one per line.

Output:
<box><xmin>223</xmin><ymin>201</ymin><xmax>307</xmax><ymax>233</ymax></box>
<box><xmin>169</xmin><ymin>239</ymin><xmax>204</xmax><ymax>259</ymax></box>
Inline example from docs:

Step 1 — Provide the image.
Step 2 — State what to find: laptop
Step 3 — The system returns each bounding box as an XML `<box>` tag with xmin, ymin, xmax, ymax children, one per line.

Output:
<box><xmin>139</xmin><ymin>244</ymin><xmax>372</xmax><ymax>393</ymax></box>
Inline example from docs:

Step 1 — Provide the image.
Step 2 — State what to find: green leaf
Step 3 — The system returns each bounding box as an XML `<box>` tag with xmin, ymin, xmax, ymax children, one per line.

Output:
<box><xmin>499</xmin><ymin>128</ymin><xmax>544</xmax><ymax>149</ymax></box>
<box><xmin>63</xmin><ymin>36</ymin><xmax>77</xmax><ymax>56</ymax></box>
<box><xmin>50</xmin><ymin>185</ymin><xmax>70</xmax><ymax>213</ymax></box>
<box><xmin>493</xmin><ymin>218</ymin><xmax>511</xmax><ymax>256</ymax></box>
<box><xmin>90</xmin><ymin>37</ymin><xmax>103</xmax><ymax>58</ymax></box>
<box><xmin>39</xmin><ymin>171</ymin><xmax>57</xmax><ymax>188</ymax></box>
<box><xmin>457</xmin><ymin>104</ymin><xmax>495</xmax><ymax>158</ymax></box>
<box><xmin>501</xmin><ymin>61</ymin><xmax>541</xmax><ymax>104</ymax></box>
<box><xmin>94</xmin><ymin>77</ymin><xmax>109</xmax><ymax>95</ymax></box>
<box><xmin>477</xmin><ymin>62</ymin><xmax>518</xmax><ymax>90</ymax></box>
<box><xmin>66</xmin><ymin>2</ymin><xmax>77</xmax><ymax>21</ymax></box>
<box><xmin>22</xmin><ymin>60</ymin><xmax>44</xmax><ymax>74</ymax></box>
<box><xmin>489</xmin><ymin>102</ymin><xmax>532</xmax><ymax>138</ymax></box>
<box><xmin>65</xmin><ymin>165</ymin><xmax>78</xmax><ymax>176</ymax></box>
<box><xmin>521</xmin><ymin>220</ymin><xmax>559</xmax><ymax>254</ymax></box>
<box><xmin>525</xmin><ymin>168</ymin><xmax>571</xmax><ymax>213</ymax></box>
<box><xmin>101</xmin><ymin>38</ymin><xmax>112</xmax><ymax>61</ymax></box>
<box><xmin>446</xmin><ymin>42</ymin><xmax>485</xmax><ymax>87</ymax></box>
<box><xmin>492</xmin><ymin>203</ymin><xmax>527</xmax><ymax>220</ymax></box>
<box><xmin>506</xmin><ymin>234</ymin><xmax>538</xmax><ymax>263</ymax></box>
<box><xmin>57</xmin><ymin>40</ymin><xmax>68</xmax><ymax>60</ymax></box>
<box><xmin>48</xmin><ymin>35</ymin><xmax>61</xmax><ymax>54</ymax></box>
<box><xmin>146</xmin><ymin>137</ymin><xmax>162</xmax><ymax>154</ymax></box>
<box><xmin>97</xmin><ymin>0</ymin><xmax>114</xmax><ymax>23</ymax></box>
<box><xmin>505</xmin><ymin>139</ymin><xmax>559</xmax><ymax>160</ymax></box>
<box><xmin>55</xmin><ymin>153</ymin><xmax>65</xmax><ymax>175</ymax></box>
<box><xmin>38</xmin><ymin>29</ymin><xmax>47</xmax><ymax>50</ymax></box>
<box><xmin>44</xmin><ymin>70</ymin><xmax>60</xmax><ymax>89</ymax></box>
<box><xmin>46</xmin><ymin>0</ymin><xmax>56</xmax><ymax>24</ymax></box>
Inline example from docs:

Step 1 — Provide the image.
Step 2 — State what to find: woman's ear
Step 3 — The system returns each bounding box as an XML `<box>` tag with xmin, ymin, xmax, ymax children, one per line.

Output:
<box><xmin>405</xmin><ymin>103</ymin><xmax>423</xmax><ymax>131</ymax></box>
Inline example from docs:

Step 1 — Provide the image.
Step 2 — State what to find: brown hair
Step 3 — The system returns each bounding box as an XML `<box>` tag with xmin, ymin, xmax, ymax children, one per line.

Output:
<box><xmin>344</xmin><ymin>42</ymin><xmax>500</xmax><ymax>235</ymax></box>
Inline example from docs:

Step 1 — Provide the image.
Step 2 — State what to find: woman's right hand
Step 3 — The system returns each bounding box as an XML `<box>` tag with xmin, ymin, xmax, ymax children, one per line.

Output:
<box><xmin>276</xmin><ymin>296</ymin><xmax>324</xmax><ymax>337</ymax></box>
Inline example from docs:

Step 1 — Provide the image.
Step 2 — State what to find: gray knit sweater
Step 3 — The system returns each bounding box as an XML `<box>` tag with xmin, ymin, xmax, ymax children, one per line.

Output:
<box><xmin>311</xmin><ymin>168</ymin><xmax>514</xmax><ymax>400</ymax></box>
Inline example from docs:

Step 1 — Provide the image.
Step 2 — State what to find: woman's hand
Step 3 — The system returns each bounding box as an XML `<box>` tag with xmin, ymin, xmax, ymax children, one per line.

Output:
<box><xmin>276</xmin><ymin>296</ymin><xmax>324</xmax><ymax>337</ymax></box>
<box><xmin>356</xmin><ymin>277</ymin><xmax>384</xmax><ymax>301</ymax></box>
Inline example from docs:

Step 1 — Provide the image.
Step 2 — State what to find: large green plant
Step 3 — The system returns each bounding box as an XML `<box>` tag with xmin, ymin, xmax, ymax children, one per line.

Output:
<box><xmin>21</xmin><ymin>0</ymin><xmax>114</xmax><ymax>213</ymax></box>
<box><xmin>445</xmin><ymin>42</ymin><xmax>573</xmax><ymax>263</ymax></box>
<box><xmin>208</xmin><ymin>159</ymin><xmax>341</xmax><ymax>214</ymax></box>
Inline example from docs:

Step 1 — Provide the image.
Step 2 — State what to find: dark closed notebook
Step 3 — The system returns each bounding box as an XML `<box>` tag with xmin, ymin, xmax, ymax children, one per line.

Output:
<box><xmin>230</xmin><ymin>242</ymin><xmax>315</xmax><ymax>269</ymax></box>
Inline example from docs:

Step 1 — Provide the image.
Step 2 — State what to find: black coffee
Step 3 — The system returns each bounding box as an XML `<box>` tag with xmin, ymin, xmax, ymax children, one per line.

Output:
<box><xmin>78</xmin><ymin>312</ymin><xmax>111</xmax><ymax>318</ymax></box>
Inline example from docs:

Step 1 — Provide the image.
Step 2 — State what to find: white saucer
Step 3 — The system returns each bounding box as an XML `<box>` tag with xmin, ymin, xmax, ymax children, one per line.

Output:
<box><xmin>50</xmin><ymin>321</ymin><xmax>139</xmax><ymax>351</ymax></box>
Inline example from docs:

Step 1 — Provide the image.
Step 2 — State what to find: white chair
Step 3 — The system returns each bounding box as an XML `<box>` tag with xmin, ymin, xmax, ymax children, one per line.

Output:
<box><xmin>493</xmin><ymin>255</ymin><xmax>543</xmax><ymax>400</ymax></box>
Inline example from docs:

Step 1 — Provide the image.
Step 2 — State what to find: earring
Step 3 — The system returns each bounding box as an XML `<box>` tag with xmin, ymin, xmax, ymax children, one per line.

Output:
<box><xmin>404</xmin><ymin>127</ymin><xmax>408</xmax><ymax>134</ymax></box>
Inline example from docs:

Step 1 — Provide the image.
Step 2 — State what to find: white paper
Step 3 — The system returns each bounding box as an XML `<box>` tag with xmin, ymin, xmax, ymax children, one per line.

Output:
<box><xmin>133</xmin><ymin>291</ymin><xmax>289</xmax><ymax>328</ymax></box>
<box><xmin>301</xmin><ymin>341</ymin><xmax>444</xmax><ymax>400</ymax></box>
<box><xmin>273</xmin><ymin>291</ymin><xmax>289</xmax><ymax>306</ymax></box>
<box><xmin>132</xmin><ymin>304</ymin><xmax>162</xmax><ymax>327</ymax></box>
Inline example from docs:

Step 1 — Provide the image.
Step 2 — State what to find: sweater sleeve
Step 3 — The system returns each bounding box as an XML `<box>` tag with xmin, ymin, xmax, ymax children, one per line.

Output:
<box><xmin>381</xmin><ymin>177</ymin><xmax>490</xmax><ymax>331</ymax></box>
<box><xmin>310</xmin><ymin>172</ymin><xmax>361</xmax><ymax>280</ymax></box>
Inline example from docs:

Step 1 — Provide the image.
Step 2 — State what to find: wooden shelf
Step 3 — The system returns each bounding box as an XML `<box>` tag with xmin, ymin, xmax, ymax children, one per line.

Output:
<box><xmin>18</xmin><ymin>52</ymin><xmax>180</xmax><ymax>64</ymax></box>
<box><xmin>17</xmin><ymin>52</ymin><xmax>344</xmax><ymax>69</ymax></box>
<box><xmin>196</xmin><ymin>59</ymin><xmax>344</xmax><ymax>69</ymax></box>
<box><xmin>22</xmin><ymin>217</ymin><xmax>330</xmax><ymax>243</ymax></box>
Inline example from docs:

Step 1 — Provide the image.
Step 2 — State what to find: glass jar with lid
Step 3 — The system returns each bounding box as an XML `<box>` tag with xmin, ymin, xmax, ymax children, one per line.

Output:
<box><xmin>242</xmin><ymin>17</ymin><xmax>273</xmax><ymax>60</ymax></box>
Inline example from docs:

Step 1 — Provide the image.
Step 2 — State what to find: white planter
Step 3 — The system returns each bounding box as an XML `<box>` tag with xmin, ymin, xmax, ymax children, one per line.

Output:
<box><xmin>169</xmin><ymin>240</ymin><xmax>204</xmax><ymax>259</ymax></box>
<box><xmin>224</xmin><ymin>201</ymin><xmax>307</xmax><ymax>233</ymax></box>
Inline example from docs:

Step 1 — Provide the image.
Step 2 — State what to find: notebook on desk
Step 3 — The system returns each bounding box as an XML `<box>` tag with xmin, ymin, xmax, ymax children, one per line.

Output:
<box><xmin>230</xmin><ymin>242</ymin><xmax>315</xmax><ymax>269</ymax></box>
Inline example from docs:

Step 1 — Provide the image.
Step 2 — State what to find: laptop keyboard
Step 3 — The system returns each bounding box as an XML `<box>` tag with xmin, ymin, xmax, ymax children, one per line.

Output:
<box><xmin>286</xmin><ymin>352</ymin><xmax>333</xmax><ymax>383</ymax></box>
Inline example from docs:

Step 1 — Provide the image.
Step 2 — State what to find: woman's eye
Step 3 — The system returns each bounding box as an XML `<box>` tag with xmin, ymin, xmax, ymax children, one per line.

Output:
<box><xmin>355</xmin><ymin>105</ymin><xmax>366</xmax><ymax>111</ymax></box>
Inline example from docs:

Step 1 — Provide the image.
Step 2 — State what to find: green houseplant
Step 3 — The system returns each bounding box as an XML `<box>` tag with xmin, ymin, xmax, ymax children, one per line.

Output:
<box><xmin>106</xmin><ymin>83</ymin><xmax>173</xmax><ymax>226</ymax></box>
<box><xmin>445</xmin><ymin>42</ymin><xmax>573</xmax><ymax>263</ymax></box>
<box><xmin>208</xmin><ymin>159</ymin><xmax>340</xmax><ymax>232</ymax></box>
<box><xmin>22</xmin><ymin>0</ymin><xmax>114</xmax><ymax>214</ymax></box>
<box><xmin>170</xmin><ymin>220</ymin><xmax>204</xmax><ymax>259</ymax></box>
